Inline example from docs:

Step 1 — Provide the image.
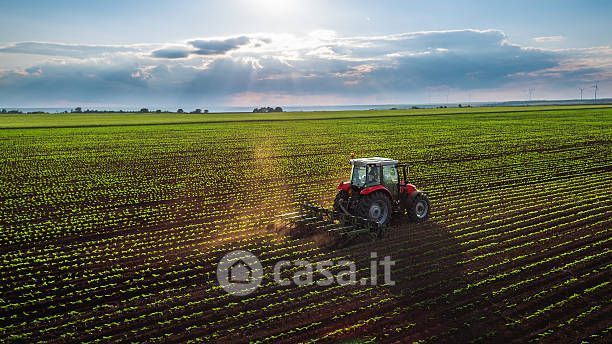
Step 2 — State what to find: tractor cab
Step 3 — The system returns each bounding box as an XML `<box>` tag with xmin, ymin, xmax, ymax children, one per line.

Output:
<box><xmin>348</xmin><ymin>157</ymin><xmax>408</xmax><ymax>200</ymax></box>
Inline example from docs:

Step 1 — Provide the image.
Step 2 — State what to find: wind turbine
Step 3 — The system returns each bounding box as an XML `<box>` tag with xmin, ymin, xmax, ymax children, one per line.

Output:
<box><xmin>528</xmin><ymin>88</ymin><xmax>535</xmax><ymax>101</ymax></box>
<box><xmin>592</xmin><ymin>81</ymin><xmax>599</xmax><ymax>103</ymax></box>
<box><xmin>579</xmin><ymin>87</ymin><xmax>584</xmax><ymax>101</ymax></box>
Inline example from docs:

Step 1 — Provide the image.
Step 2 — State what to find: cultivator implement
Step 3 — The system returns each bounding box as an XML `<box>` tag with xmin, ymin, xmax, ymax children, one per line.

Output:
<box><xmin>275</xmin><ymin>202</ymin><xmax>386</xmax><ymax>243</ymax></box>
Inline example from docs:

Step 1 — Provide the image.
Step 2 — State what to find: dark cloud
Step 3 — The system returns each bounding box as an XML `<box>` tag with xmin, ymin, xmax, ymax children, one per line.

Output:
<box><xmin>362</xmin><ymin>45</ymin><xmax>558</xmax><ymax>90</ymax></box>
<box><xmin>149</xmin><ymin>36</ymin><xmax>254</xmax><ymax>59</ymax></box>
<box><xmin>188</xmin><ymin>36</ymin><xmax>251</xmax><ymax>55</ymax></box>
<box><xmin>151</xmin><ymin>47</ymin><xmax>191</xmax><ymax>59</ymax></box>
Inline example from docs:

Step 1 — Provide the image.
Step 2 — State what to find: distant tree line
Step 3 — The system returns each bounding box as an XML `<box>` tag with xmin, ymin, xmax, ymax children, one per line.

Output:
<box><xmin>2</xmin><ymin>104</ymin><xmax>479</xmax><ymax>115</ymax></box>
<box><xmin>1</xmin><ymin>107</ymin><xmax>213</xmax><ymax>114</ymax></box>
<box><xmin>253</xmin><ymin>106</ymin><xmax>283</xmax><ymax>113</ymax></box>
<box><xmin>174</xmin><ymin>108</ymin><xmax>209</xmax><ymax>114</ymax></box>
<box><xmin>1</xmin><ymin>109</ymin><xmax>51</xmax><ymax>114</ymax></box>
<box><xmin>1</xmin><ymin>109</ymin><xmax>25</xmax><ymax>114</ymax></box>
<box><xmin>68</xmin><ymin>107</ymin><xmax>209</xmax><ymax>114</ymax></box>
<box><xmin>71</xmin><ymin>107</ymin><xmax>135</xmax><ymax>113</ymax></box>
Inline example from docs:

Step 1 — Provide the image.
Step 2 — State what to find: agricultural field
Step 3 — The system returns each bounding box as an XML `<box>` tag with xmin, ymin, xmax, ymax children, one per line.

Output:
<box><xmin>1</xmin><ymin>105</ymin><xmax>611</xmax><ymax>342</ymax></box>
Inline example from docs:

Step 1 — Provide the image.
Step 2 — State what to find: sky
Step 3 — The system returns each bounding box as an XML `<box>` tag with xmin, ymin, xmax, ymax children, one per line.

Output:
<box><xmin>0</xmin><ymin>0</ymin><xmax>611</xmax><ymax>108</ymax></box>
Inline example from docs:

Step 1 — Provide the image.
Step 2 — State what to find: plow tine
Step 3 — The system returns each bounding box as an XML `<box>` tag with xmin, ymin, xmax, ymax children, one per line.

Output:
<box><xmin>314</xmin><ymin>223</ymin><xmax>340</xmax><ymax>230</ymax></box>
<box><xmin>295</xmin><ymin>216</ymin><xmax>323</xmax><ymax>223</ymax></box>
<box><xmin>277</xmin><ymin>211</ymin><xmax>301</xmax><ymax>218</ymax></box>
<box><xmin>327</xmin><ymin>225</ymin><xmax>356</xmax><ymax>234</ymax></box>
<box><xmin>281</xmin><ymin>214</ymin><xmax>312</xmax><ymax>221</ymax></box>
<box><xmin>304</xmin><ymin>220</ymin><xmax>331</xmax><ymax>228</ymax></box>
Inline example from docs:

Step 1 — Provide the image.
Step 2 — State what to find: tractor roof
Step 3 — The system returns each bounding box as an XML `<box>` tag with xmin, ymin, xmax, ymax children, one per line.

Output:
<box><xmin>350</xmin><ymin>157</ymin><xmax>398</xmax><ymax>166</ymax></box>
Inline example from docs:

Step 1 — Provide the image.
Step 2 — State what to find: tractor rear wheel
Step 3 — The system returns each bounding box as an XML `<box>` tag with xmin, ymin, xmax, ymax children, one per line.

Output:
<box><xmin>408</xmin><ymin>193</ymin><xmax>430</xmax><ymax>222</ymax></box>
<box><xmin>358</xmin><ymin>192</ymin><xmax>392</xmax><ymax>225</ymax></box>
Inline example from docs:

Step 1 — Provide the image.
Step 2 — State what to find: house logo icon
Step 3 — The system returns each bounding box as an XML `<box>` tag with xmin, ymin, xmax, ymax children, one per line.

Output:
<box><xmin>217</xmin><ymin>250</ymin><xmax>263</xmax><ymax>296</ymax></box>
<box><xmin>229</xmin><ymin>260</ymin><xmax>253</xmax><ymax>284</ymax></box>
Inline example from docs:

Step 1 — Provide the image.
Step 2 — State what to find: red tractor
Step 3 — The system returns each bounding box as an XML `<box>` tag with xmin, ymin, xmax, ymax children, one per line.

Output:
<box><xmin>333</xmin><ymin>157</ymin><xmax>430</xmax><ymax>225</ymax></box>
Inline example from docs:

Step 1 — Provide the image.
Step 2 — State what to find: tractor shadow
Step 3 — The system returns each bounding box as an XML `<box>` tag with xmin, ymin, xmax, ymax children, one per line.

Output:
<box><xmin>266</xmin><ymin>212</ymin><xmax>512</xmax><ymax>341</ymax></box>
<box><xmin>342</xmin><ymin>218</ymin><xmax>467</xmax><ymax>295</ymax></box>
<box><xmin>331</xmin><ymin>218</ymin><xmax>511</xmax><ymax>342</ymax></box>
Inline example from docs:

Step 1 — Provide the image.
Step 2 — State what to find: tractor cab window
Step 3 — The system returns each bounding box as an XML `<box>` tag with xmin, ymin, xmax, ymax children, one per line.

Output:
<box><xmin>383</xmin><ymin>165</ymin><xmax>398</xmax><ymax>185</ymax></box>
<box><xmin>351</xmin><ymin>165</ymin><xmax>366</xmax><ymax>187</ymax></box>
<box><xmin>383</xmin><ymin>165</ymin><xmax>399</xmax><ymax>198</ymax></box>
<box><xmin>351</xmin><ymin>164</ymin><xmax>380</xmax><ymax>187</ymax></box>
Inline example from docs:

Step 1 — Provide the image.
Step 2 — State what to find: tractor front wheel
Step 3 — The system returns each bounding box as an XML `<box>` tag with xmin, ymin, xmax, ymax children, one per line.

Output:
<box><xmin>358</xmin><ymin>192</ymin><xmax>392</xmax><ymax>225</ymax></box>
<box><xmin>408</xmin><ymin>193</ymin><xmax>430</xmax><ymax>222</ymax></box>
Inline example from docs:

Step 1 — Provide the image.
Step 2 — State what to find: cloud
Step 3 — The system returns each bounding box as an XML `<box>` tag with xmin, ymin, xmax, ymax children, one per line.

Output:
<box><xmin>0</xmin><ymin>29</ymin><xmax>610</xmax><ymax>106</ymax></box>
<box><xmin>189</xmin><ymin>36</ymin><xmax>251</xmax><ymax>55</ymax></box>
<box><xmin>0</xmin><ymin>42</ymin><xmax>138</xmax><ymax>58</ymax></box>
<box><xmin>151</xmin><ymin>47</ymin><xmax>191</xmax><ymax>59</ymax></box>
<box><xmin>533</xmin><ymin>36</ymin><xmax>566</xmax><ymax>43</ymax></box>
<box><xmin>150</xmin><ymin>36</ymin><xmax>259</xmax><ymax>59</ymax></box>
